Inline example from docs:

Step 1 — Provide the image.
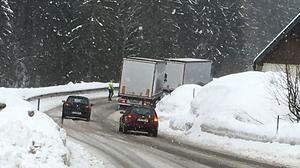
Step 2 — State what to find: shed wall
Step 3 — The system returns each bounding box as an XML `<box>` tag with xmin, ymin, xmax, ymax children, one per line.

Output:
<box><xmin>262</xmin><ymin>63</ymin><xmax>299</xmax><ymax>77</ymax></box>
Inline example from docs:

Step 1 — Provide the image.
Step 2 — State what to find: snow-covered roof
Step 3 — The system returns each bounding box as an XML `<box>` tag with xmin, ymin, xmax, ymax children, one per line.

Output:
<box><xmin>166</xmin><ymin>58</ymin><xmax>211</xmax><ymax>63</ymax></box>
<box><xmin>253</xmin><ymin>12</ymin><xmax>300</xmax><ymax>69</ymax></box>
<box><xmin>126</xmin><ymin>57</ymin><xmax>165</xmax><ymax>63</ymax></box>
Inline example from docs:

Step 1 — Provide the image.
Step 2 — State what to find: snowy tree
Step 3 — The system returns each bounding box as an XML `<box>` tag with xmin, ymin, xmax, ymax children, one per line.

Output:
<box><xmin>117</xmin><ymin>0</ymin><xmax>142</xmax><ymax>58</ymax></box>
<box><xmin>191</xmin><ymin>0</ymin><xmax>246</xmax><ymax>76</ymax></box>
<box><xmin>8</xmin><ymin>0</ymin><xmax>72</xmax><ymax>86</ymax></box>
<box><xmin>32</xmin><ymin>0</ymin><xmax>73</xmax><ymax>86</ymax></box>
<box><xmin>135</xmin><ymin>0</ymin><xmax>178</xmax><ymax>59</ymax></box>
<box><xmin>170</xmin><ymin>0</ymin><xmax>198</xmax><ymax>57</ymax></box>
<box><xmin>0</xmin><ymin>0</ymin><xmax>12</xmax><ymax>45</ymax></box>
<box><xmin>0</xmin><ymin>0</ymin><xmax>14</xmax><ymax>86</ymax></box>
<box><xmin>66</xmin><ymin>0</ymin><xmax>119</xmax><ymax>82</ymax></box>
<box><xmin>0</xmin><ymin>0</ymin><xmax>299</xmax><ymax>87</ymax></box>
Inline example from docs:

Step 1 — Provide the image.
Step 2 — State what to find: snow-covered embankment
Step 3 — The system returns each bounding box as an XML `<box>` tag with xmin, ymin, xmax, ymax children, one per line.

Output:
<box><xmin>0</xmin><ymin>89</ymin><xmax>69</xmax><ymax>167</ymax></box>
<box><xmin>156</xmin><ymin>71</ymin><xmax>300</xmax><ymax>167</ymax></box>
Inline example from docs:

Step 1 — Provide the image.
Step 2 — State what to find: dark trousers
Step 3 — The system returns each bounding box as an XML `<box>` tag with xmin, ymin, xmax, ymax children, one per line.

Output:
<box><xmin>108</xmin><ymin>89</ymin><xmax>114</xmax><ymax>101</ymax></box>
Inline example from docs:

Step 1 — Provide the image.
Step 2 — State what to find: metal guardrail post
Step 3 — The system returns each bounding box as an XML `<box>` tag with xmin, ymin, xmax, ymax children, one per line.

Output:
<box><xmin>37</xmin><ymin>98</ymin><xmax>40</xmax><ymax>111</ymax></box>
<box><xmin>193</xmin><ymin>88</ymin><xmax>195</xmax><ymax>98</ymax></box>
<box><xmin>276</xmin><ymin>115</ymin><xmax>280</xmax><ymax>134</ymax></box>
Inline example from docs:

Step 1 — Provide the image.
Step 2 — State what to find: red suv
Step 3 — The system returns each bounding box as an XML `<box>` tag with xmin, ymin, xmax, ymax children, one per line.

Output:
<box><xmin>119</xmin><ymin>106</ymin><xmax>158</xmax><ymax>137</ymax></box>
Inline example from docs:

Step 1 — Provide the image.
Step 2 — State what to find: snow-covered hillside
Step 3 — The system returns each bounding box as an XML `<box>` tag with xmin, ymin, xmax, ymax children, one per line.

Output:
<box><xmin>156</xmin><ymin>71</ymin><xmax>300</xmax><ymax>167</ymax></box>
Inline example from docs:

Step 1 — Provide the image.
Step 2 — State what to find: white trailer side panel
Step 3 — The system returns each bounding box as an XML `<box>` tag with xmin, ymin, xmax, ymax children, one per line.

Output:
<box><xmin>165</xmin><ymin>62</ymin><xmax>185</xmax><ymax>91</ymax></box>
<box><xmin>184</xmin><ymin>62</ymin><xmax>212</xmax><ymax>85</ymax></box>
<box><xmin>153</xmin><ymin>62</ymin><xmax>166</xmax><ymax>96</ymax></box>
<box><xmin>120</xmin><ymin>60</ymin><xmax>155</xmax><ymax>97</ymax></box>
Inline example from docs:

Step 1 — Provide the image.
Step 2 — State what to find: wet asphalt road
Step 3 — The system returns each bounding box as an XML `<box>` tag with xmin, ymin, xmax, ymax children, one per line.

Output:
<box><xmin>46</xmin><ymin>98</ymin><xmax>284</xmax><ymax>168</ymax></box>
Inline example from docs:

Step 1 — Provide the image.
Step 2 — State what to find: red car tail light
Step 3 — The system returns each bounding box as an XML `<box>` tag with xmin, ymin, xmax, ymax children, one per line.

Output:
<box><xmin>85</xmin><ymin>105</ymin><xmax>91</xmax><ymax>110</ymax></box>
<box><xmin>154</xmin><ymin>116</ymin><xmax>158</xmax><ymax>122</ymax></box>
<box><xmin>65</xmin><ymin>103</ymin><xmax>71</xmax><ymax>107</ymax></box>
<box><xmin>125</xmin><ymin>114</ymin><xmax>133</xmax><ymax>122</ymax></box>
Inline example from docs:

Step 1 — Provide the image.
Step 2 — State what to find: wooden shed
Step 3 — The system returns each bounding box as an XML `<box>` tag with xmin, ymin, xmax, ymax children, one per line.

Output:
<box><xmin>253</xmin><ymin>13</ymin><xmax>300</xmax><ymax>72</ymax></box>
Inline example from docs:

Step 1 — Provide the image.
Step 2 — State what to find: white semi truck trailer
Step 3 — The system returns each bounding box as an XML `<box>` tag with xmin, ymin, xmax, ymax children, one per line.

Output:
<box><xmin>118</xmin><ymin>57</ymin><xmax>166</xmax><ymax>109</ymax></box>
<box><xmin>118</xmin><ymin>57</ymin><xmax>212</xmax><ymax>108</ymax></box>
<box><xmin>164</xmin><ymin>58</ymin><xmax>212</xmax><ymax>92</ymax></box>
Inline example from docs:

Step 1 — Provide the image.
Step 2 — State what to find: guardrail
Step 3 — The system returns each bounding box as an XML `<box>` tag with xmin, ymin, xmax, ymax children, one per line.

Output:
<box><xmin>26</xmin><ymin>87</ymin><xmax>119</xmax><ymax>101</ymax></box>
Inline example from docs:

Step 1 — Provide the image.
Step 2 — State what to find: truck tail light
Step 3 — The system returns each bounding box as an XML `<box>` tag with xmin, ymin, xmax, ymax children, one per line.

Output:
<box><xmin>143</xmin><ymin>101</ymin><xmax>151</xmax><ymax>106</ymax></box>
<box><xmin>121</xmin><ymin>86</ymin><xmax>126</xmax><ymax>94</ymax></box>
<box><xmin>146</xmin><ymin>89</ymin><xmax>150</xmax><ymax>97</ymax></box>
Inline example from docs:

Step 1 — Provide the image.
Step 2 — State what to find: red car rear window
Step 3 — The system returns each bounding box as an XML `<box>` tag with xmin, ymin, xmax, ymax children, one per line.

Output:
<box><xmin>131</xmin><ymin>107</ymin><xmax>155</xmax><ymax>116</ymax></box>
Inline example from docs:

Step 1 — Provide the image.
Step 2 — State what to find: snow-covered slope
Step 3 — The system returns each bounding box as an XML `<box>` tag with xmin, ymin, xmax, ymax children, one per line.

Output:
<box><xmin>0</xmin><ymin>89</ymin><xmax>69</xmax><ymax>168</ymax></box>
<box><xmin>156</xmin><ymin>71</ymin><xmax>300</xmax><ymax>167</ymax></box>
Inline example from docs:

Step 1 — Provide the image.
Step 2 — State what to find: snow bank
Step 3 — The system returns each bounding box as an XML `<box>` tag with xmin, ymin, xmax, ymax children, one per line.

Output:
<box><xmin>156</xmin><ymin>84</ymin><xmax>201</xmax><ymax>131</ymax></box>
<box><xmin>156</xmin><ymin>71</ymin><xmax>300</xmax><ymax>166</ymax></box>
<box><xmin>191</xmin><ymin>71</ymin><xmax>300</xmax><ymax>144</ymax></box>
<box><xmin>0</xmin><ymin>89</ymin><xmax>69</xmax><ymax>168</ymax></box>
<box><xmin>157</xmin><ymin>71</ymin><xmax>300</xmax><ymax>143</ymax></box>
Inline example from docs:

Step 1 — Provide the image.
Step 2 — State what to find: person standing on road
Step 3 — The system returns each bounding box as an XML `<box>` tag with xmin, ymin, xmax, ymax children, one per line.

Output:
<box><xmin>108</xmin><ymin>80</ymin><xmax>114</xmax><ymax>101</ymax></box>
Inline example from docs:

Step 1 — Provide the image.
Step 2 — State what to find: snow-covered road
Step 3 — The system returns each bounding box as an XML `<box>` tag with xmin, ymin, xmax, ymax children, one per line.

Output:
<box><xmin>45</xmin><ymin>98</ymin><xmax>282</xmax><ymax>168</ymax></box>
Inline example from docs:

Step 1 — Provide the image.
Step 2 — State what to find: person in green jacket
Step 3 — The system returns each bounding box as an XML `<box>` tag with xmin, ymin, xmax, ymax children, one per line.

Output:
<box><xmin>108</xmin><ymin>80</ymin><xmax>114</xmax><ymax>101</ymax></box>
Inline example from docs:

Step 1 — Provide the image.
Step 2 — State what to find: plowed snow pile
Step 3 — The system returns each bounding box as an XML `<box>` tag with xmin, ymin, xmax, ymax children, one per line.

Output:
<box><xmin>0</xmin><ymin>89</ymin><xmax>69</xmax><ymax>168</ymax></box>
<box><xmin>156</xmin><ymin>71</ymin><xmax>300</xmax><ymax>166</ymax></box>
<box><xmin>157</xmin><ymin>84</ymin><xmax>202</xmax><ymax>132</ymax></box>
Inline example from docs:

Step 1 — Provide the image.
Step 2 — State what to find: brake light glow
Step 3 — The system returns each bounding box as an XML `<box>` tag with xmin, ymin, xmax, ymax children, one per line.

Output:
<box><xmin>154</xmin><ymin>116</ymin><xmax>158</xmax><ymax>122</ymax></box>
<box><xmin>85</xmin><ymin>105</ymin><xmax>91</xmax><ymax>110</ymax></box>
<box><xmin>125</xmin><ymin>114</ymin><xmax>133</xmax><ymax>122</ymax></box>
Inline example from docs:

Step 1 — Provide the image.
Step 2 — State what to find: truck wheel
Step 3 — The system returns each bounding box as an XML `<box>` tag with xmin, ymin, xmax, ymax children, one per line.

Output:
<box><xmin>86</xmin><ymin>117</ymin><xmax>90</xmax><ymax>122</ymax></box>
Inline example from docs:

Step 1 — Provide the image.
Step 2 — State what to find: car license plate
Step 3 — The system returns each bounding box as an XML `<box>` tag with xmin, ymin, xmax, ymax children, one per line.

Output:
<box><xmin>72</xmin><ymin>111</ymin><xmax>81</xmax><ymax>115</ymax></box>
<box><xmin>137</xmin><ymin>118</ymin><xmax>148</xmax><ymax>122</ymax></box>
<box><xmin>128</xmin><ymin>99</ymin><xmax>141</xmax><ymax>104</ymax></box>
